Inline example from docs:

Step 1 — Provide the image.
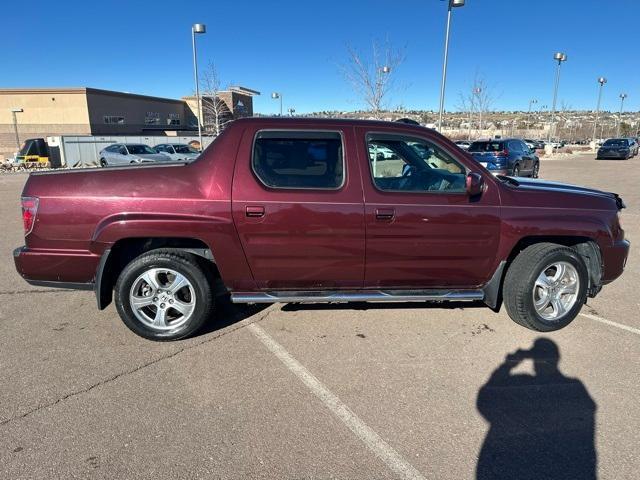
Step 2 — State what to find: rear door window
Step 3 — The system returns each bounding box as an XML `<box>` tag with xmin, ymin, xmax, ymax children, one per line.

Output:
<box><xmin>252</xmin><ymin>131</ymin><xmax>344</xmax><ymax>189</ymax></box>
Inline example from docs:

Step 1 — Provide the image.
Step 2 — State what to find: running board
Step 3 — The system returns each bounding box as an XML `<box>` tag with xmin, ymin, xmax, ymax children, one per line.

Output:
<box><xmin>231</xmin><ymin>290</ymin><xmax>484</xmax><ymax>304</ymax></box>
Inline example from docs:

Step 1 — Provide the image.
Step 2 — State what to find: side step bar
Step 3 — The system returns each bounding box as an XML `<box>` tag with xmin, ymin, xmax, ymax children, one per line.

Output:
<box><xmin>231</xmin><ymin>290</ymin><xmax>484</xmax><ymax>304</ymax></box>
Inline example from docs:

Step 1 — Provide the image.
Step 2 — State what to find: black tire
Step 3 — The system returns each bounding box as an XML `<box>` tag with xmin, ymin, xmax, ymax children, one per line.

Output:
<box><xmin>100</xmin><ymin>158</ymin><xmax>107</xmax><ymax>167</ymax></box>
<box><xmin>512</xmin><ymin>164</ymin><xmax>520</xmax><ymax>177</ymax></box>
<box><xmin>114</xmin><ymin>250</ymin><xmax>214</xmax><ymax>341</ymax></box>
<box><xmin>503</xmin><ymin>243</ymin><xmax>588</xmax><ymax>332</ymax></box>
<box><xmin>531</xmin><ymin>162</ymin><xmax>540</xmax><ymax>178</ymax></box>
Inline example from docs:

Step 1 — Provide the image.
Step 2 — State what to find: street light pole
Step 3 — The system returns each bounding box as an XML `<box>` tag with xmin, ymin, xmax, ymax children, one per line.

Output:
<box><xmin>10</xmin><ymin>108</ymin><xmax>23</xmax><ymax>150</ymax></box>
<box><xmin>526</xmin><ymin>99</ymin><xmax>537</xmax><ymax>132</ymax></box>
<box><xmin>616</xmin><ymin>93</ymin><xmax>627</xmax><ymax>137</ymax></box>
<box><xmin>473</xmin><ymin>87</ymin><xmax>482</xmax><ymax>137</ymax></box>
<box><xmin>437</xmin><ymin>0</ymin><xmax>465</xmax><ymax>133</ymax></box>
<box><xmin>592</xmin><ymin>77</ymin><xmax>607</xmax><ymax>145</ymax></box>
<box><xmin>271</xmin><ymin>92</ymin><xmax>282</xmax><ymax>116</ymax></box>
<box><xmin>548</xmin><ymin>52</ymin><xmax>567</xmax><ymax>144</ymax></box>
<box><xmin>191</xmin><ymin>23</ymin><xmax>206</xmax><ymax>150</ymax></box>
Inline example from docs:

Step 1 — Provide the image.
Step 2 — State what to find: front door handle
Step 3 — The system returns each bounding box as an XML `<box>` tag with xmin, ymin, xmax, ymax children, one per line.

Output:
<box><xmin>246</xmin><ymin>206</ymin><xmax>265</xmax><ymax>218</ymax></box>
<box><xmin>375</xmin><ymin>208</ymin><xmax>395</xmax><ymax>221</ymax></box>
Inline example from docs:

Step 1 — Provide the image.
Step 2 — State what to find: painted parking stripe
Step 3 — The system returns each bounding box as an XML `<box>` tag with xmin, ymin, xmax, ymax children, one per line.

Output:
<box><xmin>248</xmin><ymin>323</ymin><xmax>426</xmax><ymax>480</ymax></box>
<box><xmin>580</xmin><ymin>313</ymin><xmax>640</xmax><ymax>336</ymax></box>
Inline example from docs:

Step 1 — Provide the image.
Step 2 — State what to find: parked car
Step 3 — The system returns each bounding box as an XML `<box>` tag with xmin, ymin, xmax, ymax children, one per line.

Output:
<box><xmin>454</xmin><ymin>140</ymin><xmax>471</xmax><ymax>150</ymax></box>
<box><xmin>154</xmin><ymin>143</ymin><xmax>200</xmax><ymax>162</ymax></box>
<box><xmin>99</xmin><ymin>143</ymin><xmax>170</xmax><ymax>167</ymax></box>
<box><xmin>524</xmin><ymin>139</ymin><xmax>545</xmax><ymax>150</ymax></box>
<box><xmin>597</xmin><ymin>138</ymin><xmax>634</xmax><ymax>160</ymax></box>
<box><xmin>626</xmin><ymin>138</ymin><xmax>639</xmax><ymax>157</ymax></box>
<box><xmin>14</xmin><ymin>118</ymin><xmax>628</xmax><ymax>341</ymax></box>
<box><xmin>468</xmin><ymin>138</ymin><xmax>540</xmax><ymax>177</ymax></box>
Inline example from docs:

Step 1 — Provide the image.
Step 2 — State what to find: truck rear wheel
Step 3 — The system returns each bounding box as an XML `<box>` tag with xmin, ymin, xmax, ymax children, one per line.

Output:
<box><xmin>114</xmin><ymin>250</ymin><xmax>213</xmax><ymax>341</ymax></box>
<box><xmin>503</xmin><ymin>243</ymin><xmax>588</xmax><ymax>332</ymax></box>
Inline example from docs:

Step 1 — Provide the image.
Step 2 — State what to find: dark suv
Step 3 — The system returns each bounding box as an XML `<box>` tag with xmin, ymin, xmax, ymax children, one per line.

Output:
<box><xmin>468</xmin><ymin>139</ymin><xmax>539</xmax><ymax>177</ymax></box>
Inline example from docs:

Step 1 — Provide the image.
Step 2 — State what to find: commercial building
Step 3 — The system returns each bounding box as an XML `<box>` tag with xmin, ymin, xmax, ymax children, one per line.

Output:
<box><xmin>0</xmin><ymin>86</ymin><xmax>259</xmax><ymax>159</ymax></box>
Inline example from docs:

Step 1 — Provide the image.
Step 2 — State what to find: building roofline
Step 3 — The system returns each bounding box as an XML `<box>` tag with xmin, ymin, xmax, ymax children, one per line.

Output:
<box><xmin>0</xmin><ymin>87</ymin><xmax>185</xmax><ymax>104</ymax></box>
<box><xmin>0</xmin><ymin>87</ymin><xmax>88</xmax><ymax>94</ymax></box>
<box><xmin>228</xmin><ymin>86</ymin><xmax>261</xmax><ymax>96</ymax></box>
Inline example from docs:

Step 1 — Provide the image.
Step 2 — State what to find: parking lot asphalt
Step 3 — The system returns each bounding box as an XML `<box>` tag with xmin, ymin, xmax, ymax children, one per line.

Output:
<box><xmin>1</xmin><ymin>153</ymin><xmax>638</xmax><ymax>479</ymax></box>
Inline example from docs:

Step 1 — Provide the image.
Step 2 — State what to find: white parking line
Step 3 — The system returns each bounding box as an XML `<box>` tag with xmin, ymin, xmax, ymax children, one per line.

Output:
<box><xmin>580</xmin><ymin>313</ymin><xmax>640</xmax><ymax>336</ymax></box>
<box><xmin>248</xmin><ymin>323</ymin><xmax>426</xmax><ymax>480</ymax></box>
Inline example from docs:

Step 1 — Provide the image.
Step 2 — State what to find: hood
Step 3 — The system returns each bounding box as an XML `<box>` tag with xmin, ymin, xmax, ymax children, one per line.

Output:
<box><xmin>499</xmin><ymin>176</ymin><xmax>625</xmax><ymax>210</ymax></box>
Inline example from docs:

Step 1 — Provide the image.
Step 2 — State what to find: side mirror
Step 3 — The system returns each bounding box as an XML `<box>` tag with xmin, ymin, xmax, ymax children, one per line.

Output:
<box><xmin>466</xmin><ymin>172</ymin><xmax>484</xmax><ymax>196</ymax></box>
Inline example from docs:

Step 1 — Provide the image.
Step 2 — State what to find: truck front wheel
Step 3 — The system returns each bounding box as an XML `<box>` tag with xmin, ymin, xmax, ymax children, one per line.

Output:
<box><xmin>114</xmin><ymin>250</ymin><xmax>214</xmax><ymax>341</ymax></box>
<box><xmin>503</xmin><ymin>243</ymin><xmax>588</xmax><ymax>332</ymax></box>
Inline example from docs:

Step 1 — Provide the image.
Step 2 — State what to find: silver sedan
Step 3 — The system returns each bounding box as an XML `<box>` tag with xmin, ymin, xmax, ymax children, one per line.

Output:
<box><xmin>153</xmin><ymin>143</ymin><xmax>200</xmax><ymax>162</ymax></box>
<box><xmin>99</xmin><ymin>144</ymin><xmax>170</xmax><ymax>167</ymax></box>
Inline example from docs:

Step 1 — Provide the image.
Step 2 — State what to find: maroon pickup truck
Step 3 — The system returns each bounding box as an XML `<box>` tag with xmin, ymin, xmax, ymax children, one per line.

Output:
<box><xmin>14</xmin><ymin>118</ymin><xmax>629</xmax><ymax>341</ymax></box>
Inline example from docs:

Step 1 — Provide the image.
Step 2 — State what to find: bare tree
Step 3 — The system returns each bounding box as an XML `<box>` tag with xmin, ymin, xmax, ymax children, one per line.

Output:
<box><xmin>339</xmin><ymin>40</ymin><xmax>405</xmax><ymax>119</ymax></box>
<box><xmin>457</xmin><ymin>73</ymin><xmax>497</xmax><ymax>137</ymax></box>
<box><xmin>199</xmin><ymin>62</ymin><xmax>231</xmax><ymax>136</ymax></box>
<box><xmin>456</xmin><ymin>91</ymin><xmax>477</xmax><ymax>140</ymax></box>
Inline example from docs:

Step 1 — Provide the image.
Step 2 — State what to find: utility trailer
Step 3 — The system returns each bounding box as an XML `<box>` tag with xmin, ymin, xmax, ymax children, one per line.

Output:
<box><xmin>47</xmin><ymin>135</ymin><xmax>215</xmax><ymax>168</ymax></box>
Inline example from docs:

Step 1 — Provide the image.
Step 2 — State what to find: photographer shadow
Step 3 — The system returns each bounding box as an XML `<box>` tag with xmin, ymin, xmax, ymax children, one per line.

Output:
<box><xmin>476</xmin><ymin>338</ymin><xmax>597</xmax><ymax>480</ymax></box>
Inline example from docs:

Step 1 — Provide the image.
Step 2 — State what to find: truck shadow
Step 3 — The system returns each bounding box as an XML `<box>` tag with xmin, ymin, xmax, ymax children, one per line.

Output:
<box><xmin>476</xmin><ymin>338</ymin><xmax>597</xmax><ymax>479</ymax></box>
<box><xmin>198</xmin><ymin>295</ymin><xmax>269</xmax><ymax>336</ymax></box>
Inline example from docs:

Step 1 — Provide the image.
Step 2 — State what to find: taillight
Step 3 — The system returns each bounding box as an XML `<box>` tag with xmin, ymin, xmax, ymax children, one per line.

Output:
<box><xmin>21</xmin><ymin>196</ymin><xmax>39</xmax><ymax>236</ymax></box>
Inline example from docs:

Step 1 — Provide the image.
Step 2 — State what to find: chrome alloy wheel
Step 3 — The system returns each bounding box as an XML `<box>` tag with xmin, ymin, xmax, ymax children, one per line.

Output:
<box><xmin>532</xmin><ymin>261</ymin><xmax>580</xmax><ymax>321</ymax></box>
<box><xmin>129</xmin><ymin>268</ymin><xmax>196</xmax><ymax>331</ymax></box>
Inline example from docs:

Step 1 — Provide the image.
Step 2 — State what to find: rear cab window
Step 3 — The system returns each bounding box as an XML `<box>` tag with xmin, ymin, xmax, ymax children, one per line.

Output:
<box><xmin>252</xmin><ymin>131</ymin><xmax>344</xmax><ymax>189</ymax></box>
<box><xmin>468</xmin><ymin>141</ymin><xmax>505</xmax><ymax>152</ymax></box>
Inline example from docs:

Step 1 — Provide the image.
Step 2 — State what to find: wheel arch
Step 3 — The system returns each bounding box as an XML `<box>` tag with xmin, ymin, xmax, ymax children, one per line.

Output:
<box><xmin>485</xmin><ymin>235</ymin><xmax>602</xmax><ymax>311</ymax></box>
<box><xmin>95</xmin><ymin>237</ymin><xmax>220</xmax><ymax>310</ymax></box>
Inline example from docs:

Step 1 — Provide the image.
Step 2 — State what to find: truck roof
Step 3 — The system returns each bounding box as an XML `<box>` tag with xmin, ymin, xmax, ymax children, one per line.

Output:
<box><xmin>231</xmin><ymin>116</ymin><xmax>431</xmax><ymax>131</ymax></box>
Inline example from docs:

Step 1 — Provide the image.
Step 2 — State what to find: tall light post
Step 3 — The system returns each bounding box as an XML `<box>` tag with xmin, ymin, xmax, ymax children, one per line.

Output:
<box><xmin>191</xmin><ymin>23</ymin><xmax>206</xmax><ymax>150</ymax></box>
<box><xmin>616</xmin><ymin>93</ymin><xmax>627</xmax><ymax>137</ymax></box>
<box><xmin>271</xmin><ymin>92</ymin><xmax>282</xmax><ymax>116</ymax></box>
<box><xmin>10</xmin><ymin>108</ymin><xmax>23</xmax><ymax>150</ymax></box>
<box><xmin>375</xmin><ymin>65</ymin><xmax>391</xmax><ymax>118</ymax></box>
<box><xmin>591</xmin><ymin>77</ymin><xmax>607</xmax><ymax>145</ymax></box>
<box><xmin>473</xmin><ymin>86</ymin><xmax>482</xmax><ymax>137</ymax></box>
<box><xmin>547</xmin><ymin>52</ymin><xmax>567</xmax><ymax>144</ymax></box>
<box><xmin>526</xmin><ymin>99</ymin><xmax>537</xmax><ymax>132</ymax></box>
<box><xmin>437</xmin><ymin>0</ymin><xmax>466</xmax><ymax>132</ymax></box>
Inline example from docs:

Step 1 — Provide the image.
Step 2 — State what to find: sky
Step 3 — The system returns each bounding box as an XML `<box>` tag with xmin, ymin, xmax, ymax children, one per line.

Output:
<box><xmin>3</xmin><ymin>0</ymin><xmax>639</xmax><ymax>115</ymax></box>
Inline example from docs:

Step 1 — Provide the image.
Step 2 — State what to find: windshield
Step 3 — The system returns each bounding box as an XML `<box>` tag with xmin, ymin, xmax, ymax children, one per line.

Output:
<box><xmin>468</xmin><ymin>141</ymin><xmax>504</xmax><ymax>152</ymax></box>
<box><xmin>126</xmin><ymin>144</ymin><xmax>157</xmax><ymax>155</ymax></box>
<box><xmin>602</xmin><ymin>139</ymin><xmax>627</xmax><ymax>147</ymax></box>
<box><xmin>173</xmin><ymin>145</ymin><xmax>199</xmax><ymax>154</ymax></box>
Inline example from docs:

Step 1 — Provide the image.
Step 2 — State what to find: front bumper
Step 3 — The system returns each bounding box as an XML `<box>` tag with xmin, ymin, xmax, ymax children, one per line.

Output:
<box><xmin>601</xmin><ymin>239</ymin><xmax>630</xmax><ymax>284</ymax></box>
<box><xmin>13</xmin><ymin>246</ymin><xmax>98</xmax><ymax>289</ymax></box>
<box><xmin>597</xmin><ymin>151</ymin><xmax>629</xmax><ymax>159</ymax></box>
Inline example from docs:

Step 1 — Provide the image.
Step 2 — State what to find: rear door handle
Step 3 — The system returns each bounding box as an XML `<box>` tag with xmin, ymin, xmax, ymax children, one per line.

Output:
<box><xmin>246</xmin><ymin>206</ymin><xmax>265</xmax><ymax>218</ymax></box>
<box><xmin>375</xmin><ymin>208</ymin><xmax>395</xmax><ymax>221</ymax></box>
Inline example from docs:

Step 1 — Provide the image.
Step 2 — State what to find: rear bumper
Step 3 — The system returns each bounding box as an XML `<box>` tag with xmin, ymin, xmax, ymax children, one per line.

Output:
<box><xmin>601</xmin><ymin>239</ymin><xmax>630</xmax><ymax>284</ymax></box>
<box><xmin>13</xmin><ymin>246</ymin><xmax>98</xmax><ymax>289</ymax></box>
